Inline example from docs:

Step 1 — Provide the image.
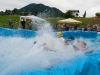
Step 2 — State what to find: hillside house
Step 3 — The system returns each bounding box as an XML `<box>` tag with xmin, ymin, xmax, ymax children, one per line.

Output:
<box><xmin>69</xmin><ymin>10</ymin><xmax>79</xmax><ymax>17</ymax></box>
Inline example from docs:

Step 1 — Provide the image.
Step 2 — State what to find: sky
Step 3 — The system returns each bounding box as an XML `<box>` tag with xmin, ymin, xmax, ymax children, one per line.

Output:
<box><xmin>0</xmin><ymin>0</ymin><xmax>100</xmax><ymax>17</ymax></box>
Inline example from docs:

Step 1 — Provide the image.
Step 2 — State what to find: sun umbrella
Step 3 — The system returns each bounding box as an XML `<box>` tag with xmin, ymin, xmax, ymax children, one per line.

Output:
<box><xmin>58</xmin><ymin>18</ymin><xmax>82</xmax><ymax>23</ymax></box>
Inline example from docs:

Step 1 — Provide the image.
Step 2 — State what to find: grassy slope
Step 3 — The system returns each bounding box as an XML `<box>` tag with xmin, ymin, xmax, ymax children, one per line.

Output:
<box><xmin>0</xmin><ymin>15</ymin><xmax>100</xmax><ymax>28</ymax></box>
<box><xmin>74</xmin><ymin>17</ymin><xmax>100</xmax><ymax>25</ymax></box>
<box><xmin>0</xmin><ymin>15</ymin><xmax>31</xmax><ymax>28</ymax></box>
<box><xmin>46</xmin><ymin>17</ymin><xmax>100</xmax><ymax>25</ymax></box>
<box><xmin>0</xmin><ymin>15</ymin><xmax>20</xmax><ymax>28</ymax></box>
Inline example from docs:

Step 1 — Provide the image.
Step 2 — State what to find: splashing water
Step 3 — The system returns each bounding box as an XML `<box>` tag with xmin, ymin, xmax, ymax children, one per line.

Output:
<box><xmin>0</xmin><ymin>34</ymin><xmax>86</xmax><ymax>75</ymax></box>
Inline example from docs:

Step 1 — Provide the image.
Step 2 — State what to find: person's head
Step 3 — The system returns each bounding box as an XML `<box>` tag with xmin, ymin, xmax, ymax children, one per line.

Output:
<box><xmin>68</xmin><ymin>36</ymin><xmax>75</xmax><ymax>40</ymax></box>
<box><xmin>57</xmin><ymin>32</ymin><xmax>63</xmax><ymax>37</ymax></box>
<box><xmin>9</xmin><ymin>19</ymin><xmax>12</xmax><ymax>21</ymax></box>
<box><xmin>21</xmin><ymin>18</ymin><xmax>23</xmax><ymax>21</ymax></box>
<box><xmin>34</xmin><ymin>41</ymin><xmax>37</xmax><ymax>44</ymax></box>
<box><xmin>72</xmin><ymin>27</ymin><xmax>75</xmax><ymax>31</ymax></box>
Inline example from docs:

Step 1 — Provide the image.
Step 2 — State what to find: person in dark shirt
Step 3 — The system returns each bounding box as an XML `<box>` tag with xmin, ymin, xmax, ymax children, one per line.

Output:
<box><xmin>21</xmin><ymin>18</ymin><xmax>26</xmax><ymax>29</ymax></box>
<box><xmin>8</xmin><ymin>19</ymin><xmax>13</xmax><ymax>29</ymax></box>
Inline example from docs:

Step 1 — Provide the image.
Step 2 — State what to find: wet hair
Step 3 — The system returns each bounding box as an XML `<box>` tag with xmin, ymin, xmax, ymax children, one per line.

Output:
<box><xmin>34</xmin><ymin>41</ymin><xmax>37</xmax><ymax>44</ymax></box>
<box><xmin>68</xmin><ymin>36</ymin><xmax>75</xmax><ymax>40</ymax></box>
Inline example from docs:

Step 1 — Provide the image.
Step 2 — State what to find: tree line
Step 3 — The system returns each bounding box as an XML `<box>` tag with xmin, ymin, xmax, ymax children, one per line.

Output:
<box><xmin>0</xmin><ymin>8</ymin><xmax>38</xmax><ymax>16</ymax></box>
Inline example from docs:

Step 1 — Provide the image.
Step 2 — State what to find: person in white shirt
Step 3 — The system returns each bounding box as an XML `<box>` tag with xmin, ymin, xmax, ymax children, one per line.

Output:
<box><xmin>73</xmin><ymin>39</ymin><xmax>87</xmax><ymax>51</ymax></box>
<box><xmin>33</xmin><ymin>41</ymin><xmax>46</xmax><ymax>48</ymax></box>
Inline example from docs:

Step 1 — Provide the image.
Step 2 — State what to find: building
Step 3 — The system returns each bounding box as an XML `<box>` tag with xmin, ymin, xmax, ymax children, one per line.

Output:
<box><xmin>69</xmin><ymin>10</ymin><xmax>79</xmax><ymax>17</ymax></box>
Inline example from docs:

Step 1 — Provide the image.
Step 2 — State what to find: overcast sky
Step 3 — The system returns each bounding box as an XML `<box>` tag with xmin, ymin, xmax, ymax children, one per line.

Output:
<box><xmin>0</xmin><ymin>0</ymin><xmax>100</xmax><ymax>17</ymax></box>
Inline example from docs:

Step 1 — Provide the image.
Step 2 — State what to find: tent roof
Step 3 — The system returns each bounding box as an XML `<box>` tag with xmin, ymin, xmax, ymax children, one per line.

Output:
<box><xmin>20</xmin><ymin>15</ymin><xmax>44</xmax><ymax>21</ymax></box>
<box><xmin>20</xmin><ymin>15</ymin><xmax>40</xmax><ymax>19</ymax></box>
<box><xmin>58</xmin><ymin>18</ymin><xmax>82</xmax><ymax>23</ymax></box>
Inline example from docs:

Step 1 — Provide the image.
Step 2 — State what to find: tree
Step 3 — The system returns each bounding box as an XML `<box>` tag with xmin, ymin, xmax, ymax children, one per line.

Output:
<box><xmin>5</xmin><ymin>9</ymin><xmax>12</xmax><ymax>15</ymax></box>
<box><xmin>83</xmin><ymin>11</ymin><xmax>86</xmax><ymax>18</ymax></box>
<box><xmin>95</xmin><ymin>12</ymin><xmax>100</xmax><ymax>17</ymax></box>
<box><xmin>12</xmin><ymin>8</ymin><xmax>19</xmax><ymax>14</ymax></box>
<box><xmin>0</xmin><ymin>11</ymin><xmax>4</xmax><ymax>15</ymax></box>
<box><xmin>34</xmin><ymin>11</ymin><xmax>38</xmax><ymax>16</ymax></box>
<box><xmin>64</xmin><ymin>10</ymin><xmax>75</xmax><ymax>18</ymax></box>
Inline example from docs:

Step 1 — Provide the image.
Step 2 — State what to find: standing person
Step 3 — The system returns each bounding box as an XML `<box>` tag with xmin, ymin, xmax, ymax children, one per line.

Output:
<box><xmin>20</xmin><ymin>18</ymin><xmax>26</xmax><ymax>29</ymax></box>
<box><xmin>15</xmin><ymin>22</ymin><xmax>18</xmax><ymax>29</ymax></box>
<box><xmin>8</xmin><ymin>19</ymin><xmax>13</xmax><ymax>29</ymax></box>
<box><xmin>28</xmin><ymin>19</ymin><xmax>32</xmax><ymax>30</ymax></box>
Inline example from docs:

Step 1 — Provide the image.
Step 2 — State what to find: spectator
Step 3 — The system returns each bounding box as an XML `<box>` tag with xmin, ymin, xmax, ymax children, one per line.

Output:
<box><xmin>57</xmin><ymin>24</ymin><xmax>63</xmax><ymax>31</ymax></box>
<box><xmin>71</xmin><ymin>27</ymin><xmax>75</xmax><ymax>31</ymax></box>
<box><xmin>87</xmin><ymin>26</ymin><xmax>92</xmax><ymax>31</ymax></box>
<box><xmin>81</xmin><ymin>27</ymin><xmax>85</xmax><ymax>31</ymax></box>
<box><xmin>28</xmin><ymin>19</ymin><xmax>32</xmax><ymax>30</ymax></box>
<box><xmin>64</xmin><ymin>24</ymin><xmax>69</xmax><ymax>31</ymax></box>
<box><xmin>15</xmin><ymin>22</ymin><xmax>18</xmax><ymax>29</ymax></box>
<box><xmin>8</xmin><ymin>19</ymin><xmax>13</xmax><ymax>29</ymax></box>
<box><xmin>20</xmin><ymin>18</ymin><xmax>26</xmax><ymax>29</ymax></box>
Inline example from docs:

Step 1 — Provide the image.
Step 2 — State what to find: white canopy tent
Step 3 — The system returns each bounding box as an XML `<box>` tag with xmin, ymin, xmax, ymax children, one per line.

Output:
<box><xmin>20</xmin><ymin>15</ymin><xmax>45</xmax><ymax>21</ymax></box>
<box><xmin>58</xmin><ymin>18</ymin><xmax>82</xmax><ymax>24</ymax></box>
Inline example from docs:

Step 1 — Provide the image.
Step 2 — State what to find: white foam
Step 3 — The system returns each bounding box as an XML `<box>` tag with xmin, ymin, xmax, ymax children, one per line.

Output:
<box><xmin>0</xmin><ymin>34</ymin><xmax>86</xmax><ymax>75</ymax></box>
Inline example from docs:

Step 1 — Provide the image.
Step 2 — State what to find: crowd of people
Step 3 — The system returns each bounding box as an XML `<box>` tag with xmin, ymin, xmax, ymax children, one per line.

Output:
<box><xmin>8</xmin><ymin>18</ymin><xmax>33</xmax><ymax>30</ymax></box>
<box><xmin>53</xmin><ymin>23</ymin><xmax>100</xmax><ymax>32</ymax></box>
<box><xmin>8</xmin><ymin>18</ymin><xmax>100</xmax><ymax>32</ymax></box>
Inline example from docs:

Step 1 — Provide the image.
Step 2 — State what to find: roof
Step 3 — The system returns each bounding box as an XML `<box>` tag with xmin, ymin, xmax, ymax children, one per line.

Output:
<box><xmin>69</xmin><ymin>10</ymin><xmax>79</xmax><ymax>13</ymax></box>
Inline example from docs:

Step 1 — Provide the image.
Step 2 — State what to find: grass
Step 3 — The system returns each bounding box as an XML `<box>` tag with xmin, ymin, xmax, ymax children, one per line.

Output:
<box><xmin>74</xmin><ymin>17</ymin><xmax>100</xmax><ymax>25</ymax></box>
<box><xmin>46</xmin><ymin>17</ymin><xmax>100</xmax><ymax>25</ymax></box>
<box><xmin>0</xmin><ymin>15</ymin><xmax>20</xmax><ymax>28</ymax></box>
<box><xmin>0</xmin><ymin>15</ymin><xmax>100</xmax><ymax>29</ymax></box>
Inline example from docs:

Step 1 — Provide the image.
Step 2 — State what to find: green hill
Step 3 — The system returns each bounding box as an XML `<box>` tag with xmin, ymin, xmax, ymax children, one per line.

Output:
<box><xmin>18</xmin><ymin>3</ymin><xmax>64</xmax><ymax>18</ymax></box>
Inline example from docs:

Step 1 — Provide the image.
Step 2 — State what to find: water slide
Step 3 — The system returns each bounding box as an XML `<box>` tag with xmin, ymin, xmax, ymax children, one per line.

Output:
<box><xmin>0</xmin><ymin>27</ymin><xmax>100</xmax><ymax>75</ymax></box>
